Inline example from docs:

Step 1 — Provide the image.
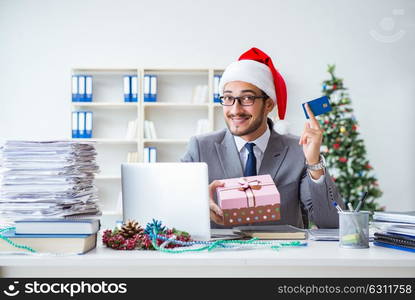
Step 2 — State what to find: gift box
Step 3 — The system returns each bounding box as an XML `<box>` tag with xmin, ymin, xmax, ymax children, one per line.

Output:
<box><xmin>216</xmin><ymin>175</ymin><xmax>281</xmax><ymax>226</ymax></box>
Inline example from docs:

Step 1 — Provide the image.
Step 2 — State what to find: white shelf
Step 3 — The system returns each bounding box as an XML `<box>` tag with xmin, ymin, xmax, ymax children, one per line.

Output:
<box><xmin>71</xmin><ymin>138</ymin><xmax>137</xmax><ymax>144</ymax></box>
<box><xmin>144</xmin><ymin>102</ymin><xmax>209</xmax><ymax>107</ymax></box>
<box><xmin>95</xmin><ymin>175</ymin><xmax>121</xmax><ymax>180</ymax></box>
<box><xmin>72</xmin><ymin>102</ymin><xmax>138</xmax><ymax>108</ymax></box>
<box><xmin>143</xmin><ymin>138</ymin><xmax>189</xmax><ymax>144</ymax></box>
<box><xmin>101</xmin><ymin>210</ymin><xmax>122</xmax><ymax>216</ymax></box>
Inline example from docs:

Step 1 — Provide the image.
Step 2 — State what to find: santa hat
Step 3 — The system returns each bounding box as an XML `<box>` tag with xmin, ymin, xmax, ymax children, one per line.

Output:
<box><xmin>219</xmin><ymin>47</ymin><xmax>287</xmax><ymax>120</ymax></box>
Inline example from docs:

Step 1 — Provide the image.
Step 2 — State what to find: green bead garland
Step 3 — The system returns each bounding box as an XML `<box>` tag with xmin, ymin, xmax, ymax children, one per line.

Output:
<box><xmin>0</xmin><ymin>227</ymin><xmax>37</xmax><ymax>253</ymax></box>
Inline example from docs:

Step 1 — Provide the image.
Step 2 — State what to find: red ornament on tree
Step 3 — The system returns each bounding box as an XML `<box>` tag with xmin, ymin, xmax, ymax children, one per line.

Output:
<box><xmin>333</xmin><ymin>84</ymin><xmax>337</xmax><ymax>90</ymax></box>
<box><xmin>365</xmin><ymin>163</ymin><xmax>372</xmax><ymax>170</ymax></box>
<box><xmin>339</xmin><ymin>157</ymin><xmax>348</xmax><ymax>163</ymax></box>
<box><xmin>333</xmin><ymin>143</ymin><xmax>340</xmax><ymax>150</ymax></box>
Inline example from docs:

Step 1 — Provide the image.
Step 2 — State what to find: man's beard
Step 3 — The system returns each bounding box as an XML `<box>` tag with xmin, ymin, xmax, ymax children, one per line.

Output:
<box><xmin>226</xmin><ymin>105</ymin><xmax>266</xmax><ymax>137</ymax></box>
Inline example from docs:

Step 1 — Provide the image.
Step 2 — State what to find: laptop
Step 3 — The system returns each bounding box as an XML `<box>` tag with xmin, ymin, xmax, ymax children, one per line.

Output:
<box><xmin>121</xmin><ymin>162</ymin><xmax>212</xmax><ymax>240</ymax></box>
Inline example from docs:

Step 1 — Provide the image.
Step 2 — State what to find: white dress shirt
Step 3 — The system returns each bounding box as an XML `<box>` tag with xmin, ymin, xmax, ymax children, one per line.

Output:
<box><xmin>233</xmin><ymin>127</ymin><xmax>324</xmax><ymax>183</ymax></box>
<box><xmin>233</xmin><ymin>128</ymin><xmax>270</xmax><ymax>175</ymax></box>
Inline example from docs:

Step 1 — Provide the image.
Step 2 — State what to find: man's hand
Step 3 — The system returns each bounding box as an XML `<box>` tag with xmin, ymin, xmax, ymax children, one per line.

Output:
<box><xmin>209</xmin><ymin>180</ymin><xmax>225</xmax><ymax>225</ymax></box>
<box><xmin>299</xmin><ymin>103</ymin><xmax>324</xmax><ymax>179</ymax></box>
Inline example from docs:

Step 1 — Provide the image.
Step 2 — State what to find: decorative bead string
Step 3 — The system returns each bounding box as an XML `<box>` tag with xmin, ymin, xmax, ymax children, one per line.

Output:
<box><xmin>0</xmin><ymin>227</ymin><xmax>37</xmax><ymax>253</ymax></box>
<box><xmin>149</xmin><ymin>229</ymin><xmax>307</xmax><ymax>254</ymax></box>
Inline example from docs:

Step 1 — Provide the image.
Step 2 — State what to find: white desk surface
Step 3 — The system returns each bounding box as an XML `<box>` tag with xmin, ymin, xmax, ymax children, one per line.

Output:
<box><xmin>1</xmin><ymin>239</ymin><xmax>414</xmax><ymax>277</ymax></box>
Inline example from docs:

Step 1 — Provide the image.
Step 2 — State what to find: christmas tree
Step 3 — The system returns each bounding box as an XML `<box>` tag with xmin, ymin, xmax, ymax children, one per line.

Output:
<box><xmin>320</xmin><ymin>65</ymin><xmax>383</xmax><ymax>212</ymax></box>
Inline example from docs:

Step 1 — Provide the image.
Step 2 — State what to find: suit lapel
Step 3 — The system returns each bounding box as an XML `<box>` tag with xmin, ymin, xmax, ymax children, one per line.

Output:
<box><xmin>215</xmin><ymin>130</ymin><xmax>244</xmax><ymax>178</ymax></box>
<box><xmin>258</xmin><ymin>129</ymin><xmax>288</xmax><ymax>180</ymax></box>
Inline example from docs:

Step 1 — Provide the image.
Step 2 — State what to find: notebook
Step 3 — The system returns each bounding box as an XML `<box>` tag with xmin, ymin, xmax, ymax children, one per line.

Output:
<box><xmin>232</xmin><ymin>225</ymin><xmax>307</xmax><ymax>240</ymax></box>
<box><xmin>373</xmin><ymin>232</ymin><xmax>415</xmax><ymax>253</ymax></box>
<box><xmin>15</xmin><ymin>218</ymin><xmax>100</xmax><ymax>235</ymax></box>
<box><xmin>0</xmin><ymin>229</ymin><xmax>97</xmax><ymax>254</ymax></box>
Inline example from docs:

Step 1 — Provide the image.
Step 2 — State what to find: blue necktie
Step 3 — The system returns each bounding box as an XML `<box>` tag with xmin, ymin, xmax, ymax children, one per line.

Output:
<box><xmin>244</xmin><ymin>142</ymin><xmax>257</xmax><ymax>177</ymax></box>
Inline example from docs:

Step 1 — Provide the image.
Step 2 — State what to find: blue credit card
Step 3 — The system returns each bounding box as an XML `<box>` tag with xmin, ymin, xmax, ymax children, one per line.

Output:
<box><xmin>302</xmin><ymin>96</ymin><xmax>332</xmax><ymax>119</ymax></box>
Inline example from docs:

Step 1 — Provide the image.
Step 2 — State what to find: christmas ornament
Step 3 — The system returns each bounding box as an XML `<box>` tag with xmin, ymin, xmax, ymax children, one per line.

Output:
<box><xmin>120</xmin><ymin>220</ymin><xmax>143</xmax><ymax>239</ymax></box>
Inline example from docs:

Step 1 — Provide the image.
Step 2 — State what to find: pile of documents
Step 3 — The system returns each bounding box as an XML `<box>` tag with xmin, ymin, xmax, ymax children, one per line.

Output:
<box><xmin>0</xmin><ymin>141</ymin><xmax>101</xmax><ymax>224</ymax></box>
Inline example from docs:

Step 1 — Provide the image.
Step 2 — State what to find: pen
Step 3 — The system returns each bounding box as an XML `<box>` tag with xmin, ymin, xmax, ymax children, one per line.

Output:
<box><xmin>347</xmin><ymin>202</ymin><xmax>354</xmax><ymax>212</ymax></box>
<box><xmin>354</xmin><ymin>191</ymin><xmax>368</xmax><ymax>212</ymax></box>
<box><xmin>332</xmin><ymin>201</ymin><xmax>343</xmax><ymax>213</ymax></box>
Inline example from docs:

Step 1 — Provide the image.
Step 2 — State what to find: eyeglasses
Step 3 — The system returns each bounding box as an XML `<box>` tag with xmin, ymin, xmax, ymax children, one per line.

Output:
<box><xmin>219</xmin><ymin>95</ymin><xmax>268</xmax><ymax>106</ymax></box>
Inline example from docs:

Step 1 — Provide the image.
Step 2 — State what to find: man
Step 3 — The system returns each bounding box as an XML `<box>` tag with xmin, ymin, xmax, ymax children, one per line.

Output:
<box><xmin>181</xmin><ymin>47</ymin><xmax>344</xmax><ymax>229</ymax></box>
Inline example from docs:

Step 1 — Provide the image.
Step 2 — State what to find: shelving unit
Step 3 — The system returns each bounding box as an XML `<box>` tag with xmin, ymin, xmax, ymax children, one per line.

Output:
<box><xmin>70</xmin><ymin>68</ymin><xmax>224</xmax><ymax>218</ymax></box>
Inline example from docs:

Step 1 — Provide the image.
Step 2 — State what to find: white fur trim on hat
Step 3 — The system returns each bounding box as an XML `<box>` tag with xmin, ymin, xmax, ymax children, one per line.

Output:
<box><xmin>219</xmin><ymin>60</ymin><xmax>276</xmax><ymax>102</ymax></box>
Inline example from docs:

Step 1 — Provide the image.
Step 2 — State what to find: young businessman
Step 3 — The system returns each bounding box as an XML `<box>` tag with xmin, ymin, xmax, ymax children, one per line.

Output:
<box><xmin>181</xmin><ymin>48</ymin><xmax>344</xmax><ymax>229</ymax></box>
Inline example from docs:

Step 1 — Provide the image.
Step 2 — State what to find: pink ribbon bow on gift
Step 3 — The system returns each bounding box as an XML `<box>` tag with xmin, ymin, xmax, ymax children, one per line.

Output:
<box><xmin>238</xmin><ymin>178</ymin><xmax>262</xmax><ymax>207</ymax></box>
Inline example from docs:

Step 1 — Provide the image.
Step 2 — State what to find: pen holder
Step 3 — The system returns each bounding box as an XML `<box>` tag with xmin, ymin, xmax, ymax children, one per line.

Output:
<box><xmin>338</xmin><ymin>211</ymin><xmax>369</xmax><ymax>249</ymax></box>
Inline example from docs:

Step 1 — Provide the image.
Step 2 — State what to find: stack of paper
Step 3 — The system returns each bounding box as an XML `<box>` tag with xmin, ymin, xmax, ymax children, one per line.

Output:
<box><xmin>0</xmin><ymin>141</ymin><xmax>101</xmax><ymax>223</ymax></box>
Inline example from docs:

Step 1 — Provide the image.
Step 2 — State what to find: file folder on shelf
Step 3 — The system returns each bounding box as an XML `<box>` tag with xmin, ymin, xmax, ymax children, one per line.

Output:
<box><xmin>149</xmin><ymin>147</ymin><xmax>157</xmax><ymax>163</ymax></box>
<box><xmin>144</xmin><ymin>75</ymin><xmax>151</xmax><ymax>102</ymax></box>
<box><xmin>85</xmin><ymin>76</ymin><xmax>93</xmax><ymax>102</ymax></box>
<box><xmin>213</xmin><ymin>75</ymin><xmax>221</xmax><ymax>103</ymax></box>
<box><xmin>131</xmin><ymin>75</ymin><xmax>138</xmax><ymax>102</ymax></box>
<box><xmin>123</xmin><ymin>75</ymin><xmax>131</xmax><ymax>102</ymax></box>
<box><xmin>78</xmin><ymin>76</ymin><xmax>85</xmax><ymax>102</ymax></box>
<box><xmin>85</xmin><ymin>111</ymin><xmax>93</xmax><ymax>138</ymax></box>
<box><xmin>150</xmin><ymin>75</ymin><xmax>157</xmax><ymax>102</ymax></box>
<box><xmin>72</xmin><ymin>112</ymin><xmax>79</xmax><ymax>138</ymax></box>
<box><xmin>72</xmin><ymin>75</ymin><xmax>78</xmax><ymax>102</ymax></box>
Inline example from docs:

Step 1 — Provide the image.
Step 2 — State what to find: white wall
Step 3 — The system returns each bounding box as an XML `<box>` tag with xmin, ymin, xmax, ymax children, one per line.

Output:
<box><xmin>0</xmin><ymin>0</ymin><xmax>414</xmax><ymax>211</ymax></box>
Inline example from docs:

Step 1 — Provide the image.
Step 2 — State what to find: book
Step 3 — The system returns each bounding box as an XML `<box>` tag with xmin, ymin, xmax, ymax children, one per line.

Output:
<box><xmin>373</xmin><ymin>241</ymin><xmax>415</xmax><ymax>253</ymax></box>
<box><xmin>232</xmin><ymin>225</ymin><xmax>307</xmax><ymax>240</ymax></box>
<box><xmin>0</xmin><ymin>229</ymin><xmax>97</xmax><ymax>254</ymax></box>
<box><xmin>15</xmin><ymin>218</ymin><xmax>100</xmax><ymax>235</ymax></box>
<box><xmin>373</xmin><ymin>211</ymin><xmax>415</xmax><ymax>224</ymax></box>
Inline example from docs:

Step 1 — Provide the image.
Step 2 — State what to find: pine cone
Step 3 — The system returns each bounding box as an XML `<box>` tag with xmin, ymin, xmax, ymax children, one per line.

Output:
<box><xmin>120</xmin><ymin>220</ymin><xmax>143</xmax><ymax>239</ymax></box>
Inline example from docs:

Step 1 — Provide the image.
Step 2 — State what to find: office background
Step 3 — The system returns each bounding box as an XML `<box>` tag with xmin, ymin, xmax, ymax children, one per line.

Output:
<box><xmin>0</xmin><ymin>0</ymin><xmax>414</xmax><ymax>212</ymax></box>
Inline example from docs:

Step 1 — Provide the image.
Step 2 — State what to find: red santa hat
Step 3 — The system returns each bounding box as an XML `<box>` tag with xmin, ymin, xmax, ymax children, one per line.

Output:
<box><xmin>219</xmin><ymin>47</ymin><xmax>287</xmax><ymax>120</ymax></box>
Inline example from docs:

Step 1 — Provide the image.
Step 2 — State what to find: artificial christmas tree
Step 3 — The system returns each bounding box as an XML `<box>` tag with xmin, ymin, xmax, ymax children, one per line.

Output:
<box><xmin>320</xmin><ymin>65</ymin><xmax>383</xmax><ymax>212</ymax></box>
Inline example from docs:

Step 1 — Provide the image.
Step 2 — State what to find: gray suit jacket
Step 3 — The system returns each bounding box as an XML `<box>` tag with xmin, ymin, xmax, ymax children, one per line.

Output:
<box><xmin>181</xmin><ymin>119</ymin><xmax>344</xmax><ymax>229</ymax></box>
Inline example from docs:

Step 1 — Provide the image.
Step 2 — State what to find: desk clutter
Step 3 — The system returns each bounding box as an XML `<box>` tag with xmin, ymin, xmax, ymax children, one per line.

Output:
<box><xmin>0</xmin><ymin>140</ymin><xmax>102</xmax><ymax>254</ymax></box>
<box><xmin>372</xmin><ymin>211</ymin><xmax>415</xmax><ymax>253</ymax></box>
<box><xmin>102</xmin><ymin>219</ymin><xmax>307</xmax><ymax>253</ymax></box>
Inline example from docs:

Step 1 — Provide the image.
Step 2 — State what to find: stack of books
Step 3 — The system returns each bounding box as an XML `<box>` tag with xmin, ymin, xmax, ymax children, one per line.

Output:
<box><xmin>372</xmin><ymin>211</ymin><xmax>415</xmax><ymax>252</ymax></box>
<box><xmin>0</xmin><ymin>141</ymin><xmax>101</xmax><ymax>225</ymax></box>
<box><xmin>0</xmin><ymin>218</ymin><xmax>100</xmax><ymax>254</ymax></box>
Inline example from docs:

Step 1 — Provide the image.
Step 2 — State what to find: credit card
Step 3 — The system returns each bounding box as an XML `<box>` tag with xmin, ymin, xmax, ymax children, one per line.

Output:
<box><xmin>302</xmin><ymin>96</ymin><xmax>332</xmax><ymax>119</ymax></box>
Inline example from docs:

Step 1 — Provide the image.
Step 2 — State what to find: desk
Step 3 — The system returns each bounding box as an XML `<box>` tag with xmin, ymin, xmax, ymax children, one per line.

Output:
<box><xmin>0</xmin><ymin>240</ymin><xmax>414</xmax><ymax>277</ymax></box>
